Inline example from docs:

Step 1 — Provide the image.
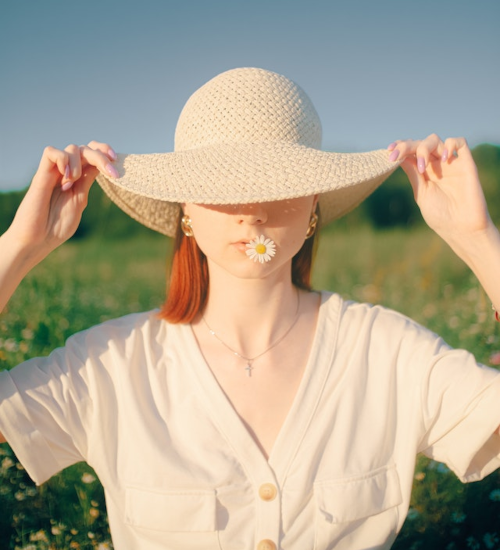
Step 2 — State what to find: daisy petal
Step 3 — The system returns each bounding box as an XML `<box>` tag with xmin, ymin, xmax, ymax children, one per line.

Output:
<box><xmin>245</xmin><ymin>234</ymin><xmax>276</xmax><ymax>263</ymax></box>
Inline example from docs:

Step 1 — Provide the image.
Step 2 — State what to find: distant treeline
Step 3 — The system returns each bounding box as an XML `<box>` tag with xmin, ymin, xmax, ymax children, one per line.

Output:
<box><xmin>1</xmin><ymin>144</ymin><xmax>499</xmax><ymax>238</ymax></box>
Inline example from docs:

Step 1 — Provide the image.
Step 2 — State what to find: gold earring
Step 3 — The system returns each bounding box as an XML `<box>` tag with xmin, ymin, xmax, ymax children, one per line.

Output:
<box><xmin>305</xmin><ymin>212</ymin><xmax>318</xmax><ymax>239</ymax></box>
<box><xmin>181</xmin><ymin>215</ymin><xmax>194</xmax><ymax>237</ymax></box>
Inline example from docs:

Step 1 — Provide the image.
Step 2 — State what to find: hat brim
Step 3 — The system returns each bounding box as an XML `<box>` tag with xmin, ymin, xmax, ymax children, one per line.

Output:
<box><xmin>96</xmin><ymin>141</ymin><xmax>400</xmax><ymax>237</ymax></box>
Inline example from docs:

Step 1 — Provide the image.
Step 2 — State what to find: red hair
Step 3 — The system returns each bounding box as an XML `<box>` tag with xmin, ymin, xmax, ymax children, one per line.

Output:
<box><xmin>159</xmin><ymin>212</ymin><xmax>319</xmax><ymax>324</ymax></box>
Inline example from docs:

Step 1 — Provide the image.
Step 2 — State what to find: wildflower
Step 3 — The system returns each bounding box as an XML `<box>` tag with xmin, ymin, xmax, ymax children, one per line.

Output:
<box><xmin>489</xmin><ymin>352</ymin><xmax>500</xmax><ymax>366</ymax></box>
<box><xmin>29</xmin><ymin>530</ymin><xmax>48</xmax><ymax>542</ymax></box>
<box><xmin>51</xmin><ymin>526</ymin><xmax>62</xmax><ymax>535</ymax></box>
<box><xmin>25</xmin><ymin>487</ymin><xmax>37</xmax><ymax>497</ymax></box>
<box><xmin>448</xmin><ymin>316</ymin><xmax>460</xmax><ymax>329</ymax></box>
<box><xmin>483</xmin><ymin>533</ymin><xmax>499</xmax><ymax>549</ymax></box>
<box><xmin>1</xmin><ymin>457</ymin><xmax>14</xmax><ymax>471</ymax></box>
<box><xmin>21</xmin><ymin>328</ymin><xmax>34</xmax><ymax>340</ymax></box>
<box><xmin>14</xmin><ymin>491</ymin><xmax>25</xmax><ymax>501</ymax></box>
<box><xmin>436</xmin><ymin>463</ymin><xmax>450</xmax><ymax>474</ymax></box>
<box><xmin>19</xmin><ymin>341</ymin><xmax>29</xmax><ymax>353</ymax></box>
<box><xmin>246</xmin><ymin>235</ymin><xmax>276</xmax><ymax>263</ymax></box>
<box><xmin>466</xmin><ymin>537</ymin><xmax>480</xmax><ymax>550</ymax></box>
<box><xmin>414</xmin><ymin>472</ymin><xmax>425</xmax><ymax>481</ymax></box>
<box><xmin>4</xmin><ymin>339</ymin><xmax>19</xmax><ymax>352</ymax></box>
<box><xmin>451</xmin><ymin>511</ymin><xmax>466</xmax><ymax>524</ymax></box>
<box><xmin>489</xmin><ymin>489</ymin><xmax>500</xmax><ymax>502</ymax></box>
<box><xmin>88</xmin><ymin>531</ymin><xmax>95</xmax><ymax>539</ymax></box>
<box><xmin>406</xmin><ymin>508</ymin><xmax>419</xmax><ymax>520</ymax></box>
<box><xmin>81</xmin><ymin>472</ymin><xmax>96</xmax><ymax>484</ymax></box>
<box><xmin>97</xmin><ymin>544</ymin><xmax>111</xmax><ymax>550</ymax></box>
<box><xmin>89</xmin><ymin>508</ymin><xmax>100</xmax><ymax>519</ymax></box>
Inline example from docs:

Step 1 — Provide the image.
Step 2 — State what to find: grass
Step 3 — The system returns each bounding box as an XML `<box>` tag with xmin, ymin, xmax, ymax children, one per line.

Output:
<box><xmin>1</xmin><ymin>226</ymin><xmax>499</xmax><ymax>549</ymax></box>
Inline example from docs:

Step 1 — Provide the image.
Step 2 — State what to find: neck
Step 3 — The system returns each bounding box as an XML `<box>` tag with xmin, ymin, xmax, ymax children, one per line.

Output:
<box><xmin>199</xmin><ymin>260</ymin><xmax>300</xmax><ymax>356</ymax></box>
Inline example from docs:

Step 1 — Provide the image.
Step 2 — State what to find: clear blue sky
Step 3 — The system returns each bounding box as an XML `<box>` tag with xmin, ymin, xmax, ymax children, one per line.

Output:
<box><xmin>1</xmin><ymin>0</ymin><xmax>499</xmax><ymax>191</ymax></box>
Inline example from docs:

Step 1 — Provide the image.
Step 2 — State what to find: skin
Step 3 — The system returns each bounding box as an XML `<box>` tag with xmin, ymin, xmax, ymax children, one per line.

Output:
<box><xmin>184</xmin><ymin>198</ymin><xmax>320</xmax><ymax>457</ymax></box>
<box><xmin>0</xmin><ymin>135</ymin><xmax>499</xmax><ymax>451</ymax></box>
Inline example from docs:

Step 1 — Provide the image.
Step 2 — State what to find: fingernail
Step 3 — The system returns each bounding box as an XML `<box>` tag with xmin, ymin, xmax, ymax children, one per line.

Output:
<box><xmin>441</xmin><ymin>149</ymin><xmax>448</xmax><ymax>162</ymax></box>
<box><xmin>417</xmin><ymin>157</ymin><xmax>426</xmax><ymax>173</ymax></box>
<box><xmin>108</xmin><ymin>147</ymin><xmax>117</xmax><ymax>161</ymax></box>
<box><xmin>61</xmin><ymin>181</ymin><xmax>73</xmax><ymax>192</ymax></box>
<box><xmin>106</xmin><ymin>163</ymin><xmax>119</xmax><ymax>178</ymax></box>
<box><xmin>64</xmin><ymin>165</ymin><xmax>70</xmax><ymax>179</ymax></box>
<box><xmin>389</xmin><ymin>150</ymin><xmax>399</xmax><ymax>162</ymax></box>
<box><xmin>387</xmin><ymin>142</ymin><xmax>397</xmax><ymax>150</ymax></box>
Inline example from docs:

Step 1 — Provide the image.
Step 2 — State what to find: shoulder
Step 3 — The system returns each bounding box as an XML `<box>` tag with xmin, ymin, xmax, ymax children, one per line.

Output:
<box><xmin>63</xmin><ymin>310</ymin><xmax>168</xmax><ymax>358</ymax></box>
<box><xmin>319</xmin><ymin>290</ymin><xmax>450</xmax><ymax>357</ymax></box>
<box><xmin>320</xmin><ymin>290</ymin><xmax>420</xmax><ymax>329</ymax></box>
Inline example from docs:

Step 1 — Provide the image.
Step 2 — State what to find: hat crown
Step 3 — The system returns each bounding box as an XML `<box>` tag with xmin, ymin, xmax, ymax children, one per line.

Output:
<box><xmin>174</xmin><ymin>67</ymin><xmax>322</xmax><ymax>151</ymax></box>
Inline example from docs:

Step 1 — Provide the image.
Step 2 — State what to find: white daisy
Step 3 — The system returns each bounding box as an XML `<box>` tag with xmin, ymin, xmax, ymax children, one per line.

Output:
<box><xmin>246</xmin><ymin>235</ymin><xmax>276</xmax><ymax>263</ymax></box>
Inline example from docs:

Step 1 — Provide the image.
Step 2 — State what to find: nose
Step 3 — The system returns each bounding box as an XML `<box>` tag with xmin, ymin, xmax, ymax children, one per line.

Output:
<box><xmin>233</xmin><ymin>204</ymin><xmax>267</xmax><ymax>225</ymax></box>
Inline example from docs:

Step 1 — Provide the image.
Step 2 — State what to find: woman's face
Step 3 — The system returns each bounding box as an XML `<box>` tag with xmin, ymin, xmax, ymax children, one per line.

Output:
<box><xmin>183</xmin><ymin>195</ymin><xmax>318</xmax><ymax>281</ymax></box>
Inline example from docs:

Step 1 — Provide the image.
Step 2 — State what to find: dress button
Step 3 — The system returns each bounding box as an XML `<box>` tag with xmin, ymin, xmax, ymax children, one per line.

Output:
<box><xmin>259</xmin><ymin>483</ymin><xmax>277</xmax><ymax>501</ymax></box>
<box><xmin>257</xmin><ymin>540</ymin><xmax>277</xmax><ymax>550</ymax></box>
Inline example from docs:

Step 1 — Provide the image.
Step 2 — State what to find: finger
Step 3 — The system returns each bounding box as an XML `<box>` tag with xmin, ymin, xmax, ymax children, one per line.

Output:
<box><xmin>73</xmin><ymin>164</ymin><xmax>96</xmax><ymax>207</ymax></box>
<box><xmin>79</xmin><ymin>145</ymin><xmax>120</xmax><ymax>179</ymax></box>
<box><xmin>399</xmin><ymin>157</ymin><xmax>421</xmax><ymax>201</ymax></box>
<box><xmin>87</xmin><ymin>140</ymin><xmax>117</xmax><ymax>161</ymax></box>
<box><xmin>387</xmin><ymin>139</ymin><xmax>418</xmax><ymax>162</ymax></box>
<box><xmin>441</xmin><ymin>136</ymin><xmax>469</xmax><ymax>163</ymax></box>
<box><xmin>389</xmin><ymin>134</ymin><xmax>444</xmax><ymax>173</ymax></box>
<box><xmin>35</xmin><ymin>146</ymin><xmax>71</xmax><ymax>188</ymax></box>
<box><xmin>62</xmin><ymin>143</ymin><xmax>116</xmax><ymax>193</ymax></box>
<box><xmin>414</xmin><ymin>134</ymin><xmax>444</xmax><ymax>174</ymax></box>
<box><xmin>63</xmin><ymin>144</ymin><xmax>84</xmax><ymax>190</ymax></box>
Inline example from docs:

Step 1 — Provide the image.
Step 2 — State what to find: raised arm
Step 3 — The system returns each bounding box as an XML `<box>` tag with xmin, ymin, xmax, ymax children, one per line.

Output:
<box><xmin>0</xmin><ymin>142</ymin><xmax>117</xmax><ymax>444</ymax></box>
<box><xmin>0</xmin><ymin>142</ymin><xmax>117</xmax><ymax>313</ymax></box>
<box><xmin>388</xmin><ymin>135</ymin><xmax>500</xmax><ymax>436</ymax></box>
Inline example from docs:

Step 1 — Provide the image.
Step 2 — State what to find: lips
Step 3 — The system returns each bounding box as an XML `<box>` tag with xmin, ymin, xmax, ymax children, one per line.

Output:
<box><xmin>232</xmin><ymin>237</ymin><xmax>257</xmax><ymax>245</ymax></box>
<box><xmin>233</xmin><ymin>241</ymin><xmax>250</xmax><ymax>252</ymax></box>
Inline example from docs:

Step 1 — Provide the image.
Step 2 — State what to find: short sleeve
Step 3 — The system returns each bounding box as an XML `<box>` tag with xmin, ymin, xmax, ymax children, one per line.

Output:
<box><xmin>343</xmin><ymin>301</ymin><xmax>500</xmax><ymax>484</ymax></box>
<box><xmin>416</xmin><ymin>340</ymin><xmax>500</xmax><ymax>482</ymax></box>
<box><xmin>0</xmin><ymin>311</ymin><xmax>159</xmax><ymax>486</ymax></box>
<box><xmin>0</xmin><ymin>335</ymin><xmax>95</xmax><ymax>485</ymax></box>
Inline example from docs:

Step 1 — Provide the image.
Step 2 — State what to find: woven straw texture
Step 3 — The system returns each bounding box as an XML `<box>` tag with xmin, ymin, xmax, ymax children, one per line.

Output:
<box><xmin>96</xmin><ymin>68</ymin><xmax>400</xmax><ymax>237</ymax></box>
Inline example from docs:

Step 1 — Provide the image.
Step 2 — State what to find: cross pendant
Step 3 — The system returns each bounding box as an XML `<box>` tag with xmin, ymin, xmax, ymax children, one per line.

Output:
<box><xmin>245</xmin><ymin>363</ymin><xmax>253</xmax><ymax>377</ymax></box>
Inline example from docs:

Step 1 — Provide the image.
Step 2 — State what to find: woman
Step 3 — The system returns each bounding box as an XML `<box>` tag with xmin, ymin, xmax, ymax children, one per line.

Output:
<box><xmin>0</xmin><ymin>68</ymin><xmax>499</xmax><ymax>550</ymax></box>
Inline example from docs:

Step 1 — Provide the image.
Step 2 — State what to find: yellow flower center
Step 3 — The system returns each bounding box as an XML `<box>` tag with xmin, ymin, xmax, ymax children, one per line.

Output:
<box><xmin>255</xmin><ymin>244</ymin><xmax>267</xmax><ymax>254</ymax></box>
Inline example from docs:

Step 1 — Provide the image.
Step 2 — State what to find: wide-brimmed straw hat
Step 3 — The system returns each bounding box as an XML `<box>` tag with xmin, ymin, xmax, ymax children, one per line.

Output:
<box><xmin>96</xmin><ymin>67</ymin><xmax>400</xmax><ymax>237</ymax></box>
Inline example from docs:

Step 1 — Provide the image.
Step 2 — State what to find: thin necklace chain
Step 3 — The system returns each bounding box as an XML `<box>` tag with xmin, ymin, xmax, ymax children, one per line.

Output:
<box><xmin>202</xmin><ymin>290</ymin><xmax>301</xmax><ymax>377</ymax></box>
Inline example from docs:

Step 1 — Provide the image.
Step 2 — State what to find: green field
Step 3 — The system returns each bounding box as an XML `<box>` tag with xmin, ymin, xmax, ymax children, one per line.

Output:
<box><xmin>1</xmin><ymin>226</ymin><xmax>499</xmax><ymax>549</ymax></box>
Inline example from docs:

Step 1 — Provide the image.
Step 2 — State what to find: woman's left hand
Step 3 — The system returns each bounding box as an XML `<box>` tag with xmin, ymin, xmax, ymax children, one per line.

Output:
<box><xmin>388</xmin><ymin>134</ymin><xmax>492</xmax><ymax>247</ymax></box>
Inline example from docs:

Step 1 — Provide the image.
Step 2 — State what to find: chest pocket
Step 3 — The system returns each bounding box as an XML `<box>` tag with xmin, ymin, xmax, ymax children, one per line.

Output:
<box><xmin>313</xmin><ymin>465</ymin><xmax>403</xmax><ymax>550</ymax></box>
<box><xmin>125</xmin><ymin>486</ymin><xmax>220</xmax><ymax>548</ymax></box>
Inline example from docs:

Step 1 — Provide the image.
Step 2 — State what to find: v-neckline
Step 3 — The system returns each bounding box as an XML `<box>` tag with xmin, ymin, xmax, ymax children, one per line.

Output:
<box><xmin>173</xmin><ymin>291</ymin><xmax>341</xmax><ymax>484</ymax></box>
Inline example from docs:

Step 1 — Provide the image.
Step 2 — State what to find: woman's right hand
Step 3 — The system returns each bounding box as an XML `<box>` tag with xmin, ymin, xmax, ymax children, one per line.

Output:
<box><xmin>7</xmin><ymin>141</ymin><xmax>118</xmax><ymax>266</ymax></box>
